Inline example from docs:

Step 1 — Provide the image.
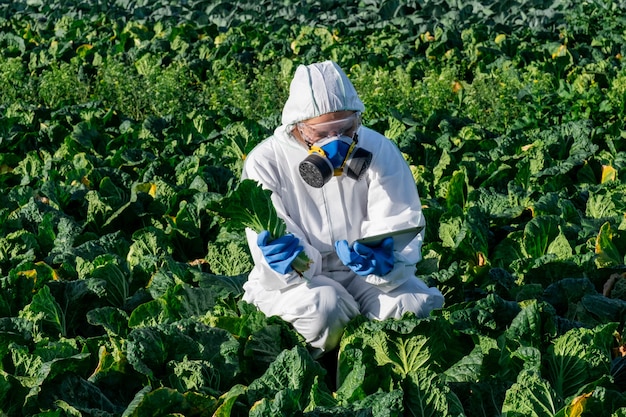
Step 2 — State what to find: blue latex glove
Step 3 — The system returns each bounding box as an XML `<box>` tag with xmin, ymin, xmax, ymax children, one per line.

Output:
<box><xmin>257</xmin><ymin>230</ymin><xmax>304</xmax><ymax>274</ymax></box>
<box><xmin>334</xmin><ymin>236</ymin><xmax>394</xmax><ymax>276</ymax></box>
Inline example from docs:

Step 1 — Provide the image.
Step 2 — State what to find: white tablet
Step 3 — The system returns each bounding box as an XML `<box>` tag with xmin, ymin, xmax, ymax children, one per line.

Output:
<box><xmin>354</xmin><ymin>225</ymin><xmax>424</xmax><ymax>247</ymax></box>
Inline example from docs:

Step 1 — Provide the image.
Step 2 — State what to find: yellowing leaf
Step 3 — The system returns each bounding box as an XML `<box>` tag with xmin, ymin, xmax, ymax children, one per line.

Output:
<box><xmin>290</xmin><ymin>39</ymin><xmax>300</xmax><ymax>54</ymax></box>
<box><xmin>495</xmin><ymin>33</ymin><xmax>506</xmax><ymax>44</ymax></box>
<box><xmin>420</xmin><ymin>31</ymin><xmax>435</xmax><ymax>42</ymax></box>
<box><xmin>601</xmin><ymin>165</ymin><xmax>618</xmax><ymax>183</ymax></box>
<box><xmin>17</xmin><ymin>262</ymin><xmax>59</xmax><ymax>289</ymax></box>
<box><xmin>214</xmin><ymin>33</ymin><xmax>227</xmax><ymax>47</ymax></box>
<box><xmin>595</xmin><ymin>222</ymin><xmax>622</xmax><ymax>268</ymax></box>
<box><xmin>135</xmin><ymin>182</ymin><xmax>156</xmax><ymax>197</ymax></box>
<box><xmin>566</xmin><ymin>392</ymin><xmax>592</xmax><ymax>417</ymax></box>
<box><xmin>90</xmin><ymin>346</ymin><xmax>112</xmax><ymax>379</ymax></box>
<box><xmin>18</xmin><ymin>269</ymin><xmax>37</xmax><ymax>279</ymax></box>
<box><xmin>552</xmin><ymin>44</ymin><xmax>568</xmax><ymax>59</ymax></box>
<box><xmin>76</xmin><ymin>44</ymin><xmax>93</xmax><ymax>57</ymax></box>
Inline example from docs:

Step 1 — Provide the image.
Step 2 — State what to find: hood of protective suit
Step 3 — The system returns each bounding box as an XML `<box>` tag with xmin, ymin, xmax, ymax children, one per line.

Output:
<box><xmin>281</xmin><ymin>61</ymin><xmax>365</xmax><ymax>128</ymax></box>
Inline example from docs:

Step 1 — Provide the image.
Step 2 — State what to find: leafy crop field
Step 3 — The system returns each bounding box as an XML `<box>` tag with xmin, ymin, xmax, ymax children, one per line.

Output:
<box><xmin>1</xmin><ymin>0</ymin><xmax>626</xmax><ymax>415</ymax></box>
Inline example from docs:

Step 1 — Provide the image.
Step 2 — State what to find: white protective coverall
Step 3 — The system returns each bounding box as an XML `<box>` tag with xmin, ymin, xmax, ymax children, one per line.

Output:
<box><xmin>241</xmin><ymin>60</ymin><xmax>444</xmax><ymax>357</ymax></box>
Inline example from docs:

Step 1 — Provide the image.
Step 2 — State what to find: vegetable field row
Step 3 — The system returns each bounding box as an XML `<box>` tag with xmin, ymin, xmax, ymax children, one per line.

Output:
<box><xmin>1</xmin><ymin>0</ymin><xmax>626</xmax><ymax>415</ymax></box>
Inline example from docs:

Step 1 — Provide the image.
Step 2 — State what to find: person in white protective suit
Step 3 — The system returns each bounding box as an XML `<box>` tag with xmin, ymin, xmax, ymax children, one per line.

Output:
<box><xmin>241</xmin><ymin>60</ymin><xmax>444</xmax><ymax>358</ymax></box>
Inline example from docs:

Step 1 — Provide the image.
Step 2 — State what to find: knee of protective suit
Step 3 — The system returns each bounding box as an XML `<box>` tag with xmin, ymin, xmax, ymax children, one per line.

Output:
<box><xmin>405</xmin><ymin>289</ymin><xmax>445</xmax><ymax>319</ymax></box>
<box><xmin>290</xmin><ymin>283</ymin><xmax>359</xmax><ymax>355</ymax></box>
<box><xmin>371</xmin><ymin>282</ymin><xmax>445</xmax><ymax>321</ymax></box>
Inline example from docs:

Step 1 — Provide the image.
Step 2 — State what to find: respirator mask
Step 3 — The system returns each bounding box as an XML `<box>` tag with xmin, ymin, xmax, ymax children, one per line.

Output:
<box><xmin>297</xmin><ymin>113</ymin><xmax>372</xmax><ymax>188</ymax></box>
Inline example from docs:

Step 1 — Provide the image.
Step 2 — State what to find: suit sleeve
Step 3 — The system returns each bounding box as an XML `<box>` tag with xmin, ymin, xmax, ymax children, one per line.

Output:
<box><xmin>241</xmin><ymin>139</ymin><xmax>323</xmax><ymax>291</ymax></box>
<box><xmin>358</xmin><ymin>134</ymin><xmax>426</xmax><ymax>292</ymax></box>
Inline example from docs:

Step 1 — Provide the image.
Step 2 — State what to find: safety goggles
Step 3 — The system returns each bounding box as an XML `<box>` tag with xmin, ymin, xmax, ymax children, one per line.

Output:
<box><xmin>297</xmin><ymin>112</ymin><xmax>360</xmax><ymax>145</ymax></box>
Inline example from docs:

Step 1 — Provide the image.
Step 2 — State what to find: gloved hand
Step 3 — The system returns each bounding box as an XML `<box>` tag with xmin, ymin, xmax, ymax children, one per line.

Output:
<box><xmin>257</xmin><ymin>230</ymin><xmax>304</xmax><ymax>274</ymax></box>
<box><xmin>334</xmin><ymin>236</ymin><xmax>394</xmax><ymax>277</ymax></box>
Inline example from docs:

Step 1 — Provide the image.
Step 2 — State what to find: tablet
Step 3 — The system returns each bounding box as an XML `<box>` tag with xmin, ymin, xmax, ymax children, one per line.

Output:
<box><xmin>354</xmin><ymin>225</ymin><xmax>424</xmax><ymax>247</ymax></box>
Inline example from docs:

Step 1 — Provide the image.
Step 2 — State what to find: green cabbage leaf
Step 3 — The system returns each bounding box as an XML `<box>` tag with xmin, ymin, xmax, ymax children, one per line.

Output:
<box><xmin>211</xmin><ymin>179</ymin><xmax>311</xmax><ymax>275</ymax></box>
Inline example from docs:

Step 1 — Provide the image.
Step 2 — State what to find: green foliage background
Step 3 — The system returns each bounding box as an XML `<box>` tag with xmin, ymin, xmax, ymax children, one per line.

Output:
<box><xmin>1</xmin><ymin>0</ymin><xmax>626</xmax><ymax>416</ymax></box>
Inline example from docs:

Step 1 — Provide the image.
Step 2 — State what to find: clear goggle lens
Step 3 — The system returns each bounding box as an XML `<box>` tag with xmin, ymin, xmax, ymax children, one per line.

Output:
<box><xmin>297</xmin><ymin>113</ymin><xmax>360</xmax><ymax>144</ymax></box>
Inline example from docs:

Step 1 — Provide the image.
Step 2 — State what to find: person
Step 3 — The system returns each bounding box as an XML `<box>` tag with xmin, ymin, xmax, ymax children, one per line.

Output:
<box><xmin>241</xmin><ymin>60</ymin><xmax>444</xmax><ymax>358</ymax></box>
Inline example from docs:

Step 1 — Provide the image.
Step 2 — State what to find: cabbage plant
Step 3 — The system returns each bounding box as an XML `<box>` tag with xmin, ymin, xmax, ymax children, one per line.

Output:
<box><xmin>211</xmin><ymin>179</ymin><xmax>312</xmax><ymax>275</ymax></box>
